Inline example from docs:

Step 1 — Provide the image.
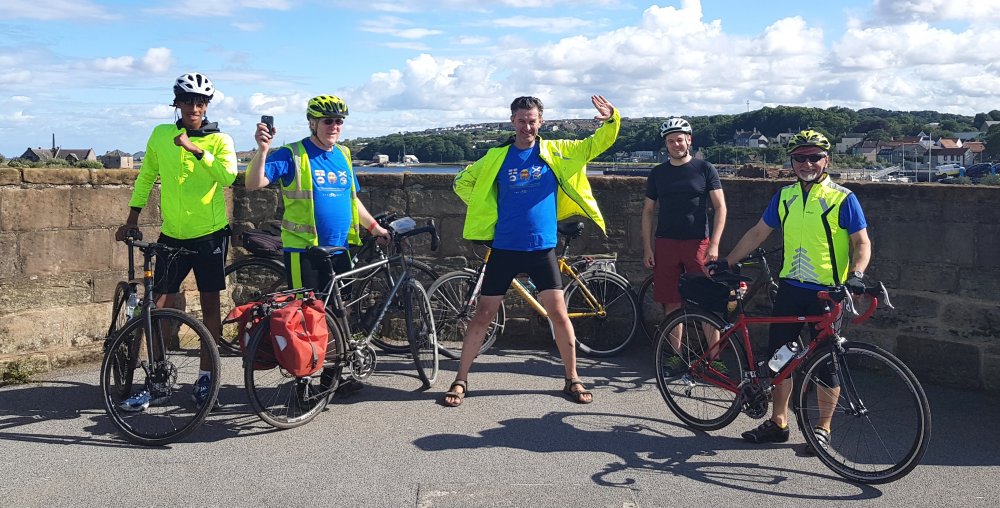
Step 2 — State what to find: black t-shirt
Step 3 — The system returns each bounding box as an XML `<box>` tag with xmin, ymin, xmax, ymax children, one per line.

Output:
<box><xmin>645</xmin><ymin>158</ymin><xmax>722</xmax><ymax>240</ymax></box>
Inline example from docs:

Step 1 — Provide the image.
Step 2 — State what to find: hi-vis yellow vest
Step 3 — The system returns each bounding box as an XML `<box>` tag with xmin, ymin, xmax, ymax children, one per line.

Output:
<box><xmin>777</xmin><ymin>175</ymin><xmax>852</xmax><ymax>286</ymax></box>
<box><xmin>279</xmin><ymin>141</ymin><xmax>361</xmax><ymax>250</ymax></box>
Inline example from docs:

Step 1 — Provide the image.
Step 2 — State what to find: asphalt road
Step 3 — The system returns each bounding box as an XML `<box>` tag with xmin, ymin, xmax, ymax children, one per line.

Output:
<box><xmin>1</xmin><ymin>338</ymin><xmax>997</xmax><ymax>508</ymax></box>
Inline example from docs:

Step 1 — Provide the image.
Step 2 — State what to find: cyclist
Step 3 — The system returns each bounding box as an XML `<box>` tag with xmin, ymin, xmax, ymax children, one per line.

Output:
<box><xmin>641</xmin><ymin>117</ymin><xmax>726</xmax><ymax>371</ymax></box>
<box><xmin>245</xmin><ymin>94</ymin><xmax>389</xmax><ymax>394</ymax></box>
<box><xmin>712</xmin><ymin>129</ymin><xmax>871</xmax><ymax>452</ymax></box>
<box><xmin>441</xmin><ymin>95</ymin><xmax>620</xmax><ymax>407</ymax></box>
<box><xmin>115</xmin><ymin>72</ymin><xmax>238</xmax><ymax>410</ymax></box>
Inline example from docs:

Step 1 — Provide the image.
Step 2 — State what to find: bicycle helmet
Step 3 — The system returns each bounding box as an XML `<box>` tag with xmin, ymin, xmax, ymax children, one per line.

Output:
<box><xmin>660</xmin><ymin>117</ymin><xmax>692</xmax><ymax>137</ymax></box>
<box><xmin>306</xmin><ymin>95</ymin><xmax>349</xmax><ymax>118</ymax></box>
<box><xmin>787</xmin><ymin>129</ymin><xmax>831</xmax><ymax>152</ymax></box>
<box><xmin>173</xmin><ymin>72</ymin><xmax>215</xmax><ymax>98</ymax></box>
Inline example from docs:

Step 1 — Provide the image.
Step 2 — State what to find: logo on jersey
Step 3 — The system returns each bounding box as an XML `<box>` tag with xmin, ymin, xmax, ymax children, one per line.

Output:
<box><xmin>336</xmin><ymin>170</ymin><xmax>349</xmax><ymax>185</ymax></box>
<box><xmin>519</xmin><ymin>169</ymin><xmax>530</xmax><ymax>181</ymax></box>
<box><xmin>314</xmin><ymin>169</ymin><xmax>325</xmax><ymax>185</ymax></box>
<box><xmin>507</xmin><ymin>168</ymin><xmax>518</xmax><ymax>182</ymax></box>
<box><xmin>531</xmin><ymin>166</ymin><xmax>542</xmax><ymax>179</ymax></box>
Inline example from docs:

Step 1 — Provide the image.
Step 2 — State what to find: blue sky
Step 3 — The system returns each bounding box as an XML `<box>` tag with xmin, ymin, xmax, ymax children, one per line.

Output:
<box><xmin>1</xmin><ymin>0</ymin><xmax>998</xmax><ymax>156</ymax></box>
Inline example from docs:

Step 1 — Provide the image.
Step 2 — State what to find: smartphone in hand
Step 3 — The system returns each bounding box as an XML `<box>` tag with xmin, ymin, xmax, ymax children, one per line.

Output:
<box><xmin>261</xmin><ymin>115</ymin><xmax>275</xmax><ymax>135</ymax></box>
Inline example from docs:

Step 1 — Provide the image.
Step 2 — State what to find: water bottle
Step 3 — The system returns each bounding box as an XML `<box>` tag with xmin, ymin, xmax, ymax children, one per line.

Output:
<box><xmin>521</xmin><ymin>278</ymin><xmax>537</xmax><ymax>295</ymax></box>
<box><xmin>125</xmin><ymin>292</ymin><xmax>139</xmax><ymax>318</ymax></box>
<box><xmin>768</xmin><ymin>341</ymin><xmax>800</xmax><ymax>373</ymax></box>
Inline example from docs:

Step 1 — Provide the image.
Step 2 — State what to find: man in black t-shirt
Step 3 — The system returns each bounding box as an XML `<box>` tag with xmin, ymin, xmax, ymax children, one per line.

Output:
<box><xmin>641</xmin><ymin>117</ymin><xmax>727</xmax><ymax>316</ymax></box>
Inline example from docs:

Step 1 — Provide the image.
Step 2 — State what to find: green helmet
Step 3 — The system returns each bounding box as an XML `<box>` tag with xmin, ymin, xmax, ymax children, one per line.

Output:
<box><xmin>787</xmin><ymin>129</ymin><xmax>831</xmax><ymax>152</ymax></box>
<box><xmin>306</xmin><ymin>95</ymin><xmax>349</xmax><ymax>118</ymax></box>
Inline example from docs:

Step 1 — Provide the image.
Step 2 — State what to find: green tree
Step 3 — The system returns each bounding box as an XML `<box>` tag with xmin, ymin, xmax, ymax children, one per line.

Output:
<box><xmin>984</xmin><ymin>125</ymin><xmax>1000</xmax><ymax>160</ymax></box>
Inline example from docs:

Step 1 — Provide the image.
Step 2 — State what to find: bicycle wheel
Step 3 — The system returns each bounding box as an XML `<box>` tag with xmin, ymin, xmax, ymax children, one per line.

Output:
<box><xmin>221</xmin><ymin>257</ymin><xmax>287</xmax><ymax>355</ymax></box>
<box><xmin>105</xmin><ymin>282</ymin><xmax>140</xmax><ymax>399</ymax></box>
<box><xmin>795</xmin><ymin>341</ymin><xmax>931</xmax><ymax>484</ymax></box>
<box><xmin>637</xmin><ymin>274</ymin><xmax>663</xmax><ymax>345</ymax></box>
<box><xmin>350</xmin><ymin>266</ymin><xmax>412</xmax><ymax>354</ymax></box>
<box><xmin>654</xmin><ymin>309</ymin><xmax>745</xmax><ymax>431</ymax></box>
<box><xmin>404</xmin><ymin>279</ymin><xmax>438</xmax><ymax>387</ymax></box>
<box><xmin>100</xmin><ymin>308</ymin><xmax>220</xmax><ymax>446</ymax></box>
<box><xmin>427</xmin><ymin>270</ymin><xmax>504</xmax><ymax>360</ymax></box>
<box><xmin>565</xmin><ymin>271</ymin><xmax>638</xmax><ymax>357</ymax></box>
<box><xmin>244</xmin><ymin>312</ymin><xmax>344</xmax><ymax>429</ymax></box>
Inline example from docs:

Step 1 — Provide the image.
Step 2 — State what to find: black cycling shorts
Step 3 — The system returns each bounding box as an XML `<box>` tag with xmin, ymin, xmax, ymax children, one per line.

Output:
<box><xmin>481</xmin><ymin>248</ymin><xmax>562</xmax><ymax>297</ymax></box>
<box><xmin>153</xmin><ymin>227</ymin><xmax>230</xmax><ymax>294</ymax></box>
<box><xmin>768</xmin><ymin>280</ymin><xmax>838</xmax><ymax>387</ymax></box>
<box><xmin>285</xmin><ymin>250</ymin><xmax>352</xmax><ymax>296</ymax></box>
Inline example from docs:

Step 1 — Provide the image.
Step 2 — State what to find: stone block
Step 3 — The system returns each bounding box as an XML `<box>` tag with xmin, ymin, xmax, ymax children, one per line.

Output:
<box><xmin>0</xmin><ymin>273</ymin><xmax>94</xmax><ymax>315</ymax></box>
<box><xmin>957</xmin><ymin>268</ymin><xmax>1000</xmax><ymax>302</ymax></box>
<box><xmin>878</xmin><ymin>221</ymin><xmax>975</xmax><ymax>269</ymax></box>
<box><xmin>71</xmin><ymin>187</ymin><xmax>135</xmax><ymax>228</ymax></box>
<box><xmin>91</xmin><ymin>169</ymin><xmax>138</xmax><ymax>185</ymax></box>
<box><xmin>0</xmin><ymin>308</ymin><xmax>69</xmax><ymax>354</ymax></box>
<box><xmin>862</xmin><ymin>291</ymin><xmax>941</xmax><ymax>329</ymax></box>
<box><xmin>110</xmin><ymin>225</ymin><xmax>160</xmax><ymax>270</ymax></box>
<box><xmin>976</xmin><ymin>223</ymin><xmax>1000</xmax><ymax>268</ymax></box>
<box><xmin>895</xmin><ymin>334</ymin><xmax>981</xmax><ymax>389</ymax></box>
<box><xmin>61</xmin><ymin>303</ymin><xmax>113</xmax><ymax>343</ymax></box>
<box><xmin>0</xmin><ymin>233</ymin><xmax>18</xmax><ymax>279</ymax></box>
<box><xmin>0</xmin><ymin>167</ymin><xmax>20</xmax><ymax>185</ymax></box>
<box><xmin>134</xmin><ymin>187</ymin><xmax>163</xmax><ymax>226</ymax></box>
<box><xmin>942</xmin><ymin>300</ymin><xmax>1000</xmax><ymax>342</ymax></box>
<box><xmin>893</xmin><ymin>263</ymin><xmax>960</xmax><ymax>294</ymax></box>
<box><xmin>0</xmin><ymin>187</ymin><xmax>72</xmax><ymax>231</ymax></box>
<box><xmin>92</xmin><ymin>271</ymin><xmax>125</xmax><ymax>303</ymax></box>
<box><xmin>21</xmin><ymin>229</ymin><xmax>113</xmax><ymax>276</ymax></box>
<box><xmin>22</xmin><ymin>167</ymin><xmax>90</xmax><ymax>185</ymax></box>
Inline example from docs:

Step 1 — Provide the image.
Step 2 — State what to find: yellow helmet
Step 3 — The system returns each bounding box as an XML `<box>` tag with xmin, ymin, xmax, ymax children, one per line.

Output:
<box><xmin>787</xmin><ymin>129</ymin><xmax>831</xmax><ymax>152</ymax></box>
<box><xmin>306</xmin><ymin>95</ymin><xmax>349</xmax><ymax>118</ymax></box>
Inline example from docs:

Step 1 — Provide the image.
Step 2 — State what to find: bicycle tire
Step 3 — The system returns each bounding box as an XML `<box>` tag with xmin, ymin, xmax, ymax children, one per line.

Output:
<box><xmin>367</xmin><ymin>259</ymin><xmax>439</xmax><ymax>353</ymax></box>
<box><xmin>565</xmin><ymin>271</ymin><xmax>638</xmax><ymax>357</ymax></box>
<box><xmin>654</xmin><ymin>309</ymin><xmax>745</xmax><ymax>431</ymax></box>
<box><xmin>427</xmin><ymin>270</ymin><xmax>504</xmax><ymax>360</ymax></box>
<box><xmin>105</xmin><ymin>282</ymin><xmax>141</xmax><ymax>399</ymax></box>
<box><xmin>100</xmin><ymin>308</ymin><xmax>220</xmax><ymax>446</ymax></box>
<box><xmin>794</xmin><ymin>341</ymin><xmax>931</xmax><ymax>484</ymax></box>
<box><xmin>404</xmin><ymin>279</ymin><xmax>439</xmax><ymax>387</ymax></box>
<box><xmin>221</xmin><ymin>257</ymin><xmax>287</xmax><ymax>356</ymax></box>
<box><xmin>244</xmin><ymin>312</ymin><xmax>344</xmax><ymax>429</ymax></box>
<box><xmin>637</xmin><ymin>274</ymin><xmax>663</xmax><ymax>345</ymax></box>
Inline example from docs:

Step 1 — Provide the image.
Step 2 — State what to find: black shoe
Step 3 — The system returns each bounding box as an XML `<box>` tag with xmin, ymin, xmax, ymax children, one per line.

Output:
<box><xmin>335</xmin><ymin>377</ymin><xmax>365</xmax><ymax>397</ymax></box>
<box><xmin>741</xmin><ymin>419</ymin><xmax>790</xmax><ymax>443</ymax></box>
<box><xmin>803</xmin><ymin>426</ymin><xmax>831</xmax><ymax>455</ymax></box>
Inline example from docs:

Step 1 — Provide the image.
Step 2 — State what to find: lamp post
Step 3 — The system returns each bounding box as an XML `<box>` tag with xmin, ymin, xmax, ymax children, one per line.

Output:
<box><xmin>925</xmin><ymin>122</ymin><xmax>939</xmax><ymax>183</ymax></box>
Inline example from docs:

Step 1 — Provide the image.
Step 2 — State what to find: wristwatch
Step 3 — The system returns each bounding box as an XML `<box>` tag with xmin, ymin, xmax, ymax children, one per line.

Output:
<box><xmin>851</xmin><ymin>271</ymin><xmax>864</xmax><ymax>279</ymax></box>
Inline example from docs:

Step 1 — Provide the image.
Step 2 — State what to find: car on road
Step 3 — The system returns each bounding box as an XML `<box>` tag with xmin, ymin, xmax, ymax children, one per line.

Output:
<box><xmin>965</xmin><ymin>163</ymin><xmax>995</xmax><ymax>180</ymax></box>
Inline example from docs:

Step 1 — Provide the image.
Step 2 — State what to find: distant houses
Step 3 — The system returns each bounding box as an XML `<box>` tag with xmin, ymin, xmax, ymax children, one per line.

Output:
<box><xmin>19</xmin><ymin>146</ymin><xmax>96</xmax><ymax>164</ymax></box>
<box><xmin>100</xmin><ymin>149</ymin><xmax>134</xmax><ymax>169</ymax></box>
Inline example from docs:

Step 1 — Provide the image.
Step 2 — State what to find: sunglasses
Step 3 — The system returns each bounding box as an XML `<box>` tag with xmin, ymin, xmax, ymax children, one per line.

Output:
<box><xmin>318</xmin><ymin>117</ymin><xmax>344</xmax><ymax>126</ymax></box>
<box><xmin>176</xmin><ymin>97</ymin><xmax>209</xmax><ymax>106</ymax></box>
<box><xmin>791</xmin><ymin>153</ymin><xmax>827</xmax><ymax>163</ymax></box>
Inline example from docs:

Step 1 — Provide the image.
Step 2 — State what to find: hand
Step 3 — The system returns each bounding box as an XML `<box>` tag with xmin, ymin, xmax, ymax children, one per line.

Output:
<box><xmin>115</xmin><ymin>224</ymin><xmax>141</xmax><ymax>242</ymax></box>
<box><xmin>370</xmin><ymin>224</ymin><xmax>390</xmax><ymax>245</ymax></box>
<box><xmin>591</xmin><ymin>95</ymin><xmax>614</xmax><ymax>122</ymax></box>
<box><xmin>642</xmin><ymin>248</ymin><xmax>655</xmax><ymax>269</ymax></box>
<box><xmin>705</xmin><ymin>259</ymin><xmax>729</xmax><ymax>276</ymax></box>
<box><xmin>173</xmin><ymin>132</ymin><xmax>203</xmax><ymax>157</ymax></box>
<box><xmin>254</xmin><ymin>122</ymin><xmax>274</xmax><ymax>150</ymax></box>
<box><xmin>846</xmin><ymin>273</ymin><xmax>866</xmax><ymax>295</ymax></box>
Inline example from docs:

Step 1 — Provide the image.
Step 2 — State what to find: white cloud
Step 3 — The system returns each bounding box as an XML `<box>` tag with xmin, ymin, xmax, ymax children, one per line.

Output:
<box><xmin>0</xmin><ymin>70</ymin><xmax>32</xmax><ymax>84</ymax></box>
<box><xmin>872</xmin><ymin>0</ymin><xmax>1000</xmax><ymax>24</ymax></box>
<box><xmin>0</xmin><ymin>111</ymin><xmax>35</xmax><ymax>122</ymax></box>
<box><xmin>147</xmin><ymin>0</ymin><xmax>292</xmax><ymax>17</ymax></box>
<box><xmin>0</xmin><ymin>0</ymin><xmax>117</xmax><ymax>20</ymax></box>
<box><xmin>490</xmin><ymin>16</ymin><xmax>594</xmax><ymax>34</ymax></box>
<box><xmin>233</xmin><ymin>22</ymin><xmax>263</xmax><ymax>31</ymax></box>
<box><xmin>11</xmin><ymin>96</ymin><xmax>32</xmax><ymax>104</ymax></box>
<box><xmin>90</xmin><ymin>48</ymin><xmax>174</xmax><ymax>74</ymax></box>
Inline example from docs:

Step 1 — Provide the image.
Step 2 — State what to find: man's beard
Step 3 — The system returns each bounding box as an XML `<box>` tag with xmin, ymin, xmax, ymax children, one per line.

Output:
<box><xmin>669</xmin><ymin>149</ymin><xmax>689</xmax><ymax>160</ymax></box>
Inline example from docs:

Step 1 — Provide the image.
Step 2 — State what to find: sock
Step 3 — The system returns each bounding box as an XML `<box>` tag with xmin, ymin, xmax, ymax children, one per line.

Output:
<box><xmin>199</xmin><ymin>370</ymin><xmax>211</xmax><ymax>379</ymax></box>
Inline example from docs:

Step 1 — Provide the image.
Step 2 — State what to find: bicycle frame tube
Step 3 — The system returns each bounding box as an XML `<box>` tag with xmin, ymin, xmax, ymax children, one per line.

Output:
<box><xmin>558</xmin><ymin>259</ymin><xmax>606</xmax><ymax>319</ymax></box>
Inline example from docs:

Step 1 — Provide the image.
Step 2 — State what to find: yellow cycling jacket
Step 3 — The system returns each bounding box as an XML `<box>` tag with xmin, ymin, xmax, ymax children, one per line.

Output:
<box><xmin>453</xmin><ymin>109</ymin><xmax>620</xmax><ymax>241</ymax></box>
<box><xmin>129</xmin><ymin>123</ymin><xmax>238</xmax><ymax>239</ymax></box>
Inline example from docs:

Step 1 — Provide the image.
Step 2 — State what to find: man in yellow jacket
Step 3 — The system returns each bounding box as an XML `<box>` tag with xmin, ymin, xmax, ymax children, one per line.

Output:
<box><xmin>115</xmin><ymin>72</ymin><xmax>238</xmax><ymax>411</ymax></box>
<box><xmin>442</xmin><ymin>95</ymin><xmax>619</xmax><ymax>407</ymax></box>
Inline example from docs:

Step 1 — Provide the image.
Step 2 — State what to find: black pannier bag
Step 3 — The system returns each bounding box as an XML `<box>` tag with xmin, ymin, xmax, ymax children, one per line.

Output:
<box><xmin>240</xmin><ymin>229</ymin><xmax>283</xmax><ymax>258</ymax></box>
<box><xmin>678</xmin><ymin>273</ymin><xmax>731</xmax><ymax>313</ymax></box>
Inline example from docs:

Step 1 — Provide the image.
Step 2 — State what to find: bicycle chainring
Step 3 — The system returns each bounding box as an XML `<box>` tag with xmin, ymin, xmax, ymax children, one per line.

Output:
<box><xmin>740</xmin><ymin>382</ymin><xmax>769</xmax><ymax>419</ymax></box>
<box><xmin>349</xmin><ymin>344</ymin><xmax>377</xmax><ymax>380</ymax></box>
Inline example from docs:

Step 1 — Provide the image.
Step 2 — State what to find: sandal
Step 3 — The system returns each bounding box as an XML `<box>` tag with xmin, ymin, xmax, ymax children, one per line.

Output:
<box><xmin>563</xmin><ymin>378</ymin><xmax>593</xmax><ymax>404</ymax></box>
<box><xmin>442</xmin><ymin>380</ymin><xmax>467</xmax><ymax>407</ymax></box>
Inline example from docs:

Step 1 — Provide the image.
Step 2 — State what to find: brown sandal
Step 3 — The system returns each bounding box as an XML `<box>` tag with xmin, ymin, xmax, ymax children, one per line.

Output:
<box><xmin>442</xmin><ymin>380</ymin><xmax>467</xmax><ymax>407</ymax></box>
<box><xmin>563</xmin><ymin>378</ymin><xmax>593</xmax><ymax>404</ymax></box>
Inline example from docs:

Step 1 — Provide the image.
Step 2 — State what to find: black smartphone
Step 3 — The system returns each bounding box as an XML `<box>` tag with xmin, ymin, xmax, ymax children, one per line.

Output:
<box><xmin>261</xmin><ymin>115</ymin><xmax>275</xmax><ymax>135</ymax></box>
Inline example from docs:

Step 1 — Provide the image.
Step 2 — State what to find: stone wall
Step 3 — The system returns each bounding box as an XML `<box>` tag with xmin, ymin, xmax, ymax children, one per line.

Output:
<box><xmin>2</xmin><ymin>168</ymin><xmax>998</xmax><ymax>391</ymax></box>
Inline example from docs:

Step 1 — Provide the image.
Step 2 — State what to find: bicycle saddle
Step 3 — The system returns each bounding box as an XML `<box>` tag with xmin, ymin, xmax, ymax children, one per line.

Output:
<box><xmin>306</xmin><ymin>246</ymin><xmax>349</xmax><ymax>260</ymax></box>
<box><xmin>557</xmin><ymin>222</ymin><xmax>585</xmax><ymax>238</ymax></box>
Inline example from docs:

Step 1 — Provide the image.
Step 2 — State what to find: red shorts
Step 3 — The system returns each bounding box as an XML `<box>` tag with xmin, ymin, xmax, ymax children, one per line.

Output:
<box><xmin>653</xmin><ymin>238</ymin><xmax>709</xmax><ymax>305</ymax></box>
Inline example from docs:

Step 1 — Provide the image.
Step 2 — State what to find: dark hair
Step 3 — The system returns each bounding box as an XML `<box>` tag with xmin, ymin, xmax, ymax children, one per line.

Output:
<box><xmin>510</xmin><ymin>96</ymin><xmax>543</xmax><ymax>115</ymax></box>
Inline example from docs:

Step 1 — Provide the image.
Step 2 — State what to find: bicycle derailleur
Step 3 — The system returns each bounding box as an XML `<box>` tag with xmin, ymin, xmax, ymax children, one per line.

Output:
<box><xmin>739</xmin><ymin>381</ymin><xmax>770</xmax><ymax>419</ymax></box>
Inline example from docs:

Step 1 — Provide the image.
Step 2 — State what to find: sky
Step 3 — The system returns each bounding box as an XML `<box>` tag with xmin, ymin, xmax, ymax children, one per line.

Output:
<box><xmin>1</xmin><ymin>0</ymin><xmax>999</xmax><ymax>156</ymax></box>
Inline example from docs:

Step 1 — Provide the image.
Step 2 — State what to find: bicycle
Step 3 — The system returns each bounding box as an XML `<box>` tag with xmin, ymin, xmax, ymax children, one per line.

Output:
<box><xmin>219</xmin><ymin>212</ymin><xmax>439</xmax><ymax>356</ymax></box>
<box><xmin>428</xmin><ymin>221</ymin><xmax>639</xmax><ymax>359</ymax></box>
<box><xmin>637</xmin><ymin>247</ymin><xmax>781</xmax><ymax>343</ymax></box>
<box><xmin>100</xmin><ymin>235</ymin><xmax>221</xmax><ymax>446</ymax></box>
<box><xmin>241</xmin><ymin>216</ymin><xmax>440</xmax><ymax>429</ymax></box>
<box><xmin>653</xmin><ymin>269</ymin><xmax>931</xmax><ymax>484</ymax></box>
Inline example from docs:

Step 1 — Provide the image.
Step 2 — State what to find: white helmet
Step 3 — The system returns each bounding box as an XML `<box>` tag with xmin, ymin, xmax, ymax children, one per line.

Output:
<box><xmin>173</xmin><ymin>72</ymin><xmax>215</xmax><ymax>98</ymax></box>
<box><xmin>660</xmin><ymin>117</ymin><xmax>692</xmax><ymax>137</ymax></box>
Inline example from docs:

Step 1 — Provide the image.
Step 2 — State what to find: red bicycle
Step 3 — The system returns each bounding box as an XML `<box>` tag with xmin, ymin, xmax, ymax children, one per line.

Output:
<box><xmin>653</xmin><ymin>259</ymin><xmax>930</xmax><ymax>484</ymax></box>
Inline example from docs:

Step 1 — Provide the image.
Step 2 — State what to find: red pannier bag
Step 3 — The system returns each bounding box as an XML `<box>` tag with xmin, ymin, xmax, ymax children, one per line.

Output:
<box><xmin>224</xmin><ymin>301</ymin><xmax>277</xmax><ymax>370</ymax></box>
<box><xmin>268</xmin><ymin>295</ymin><xmax>329</xmax><ymax>377</ymax></box>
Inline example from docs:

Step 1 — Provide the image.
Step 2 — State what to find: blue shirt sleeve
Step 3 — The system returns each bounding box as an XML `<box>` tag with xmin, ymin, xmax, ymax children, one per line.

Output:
<box><xmin>264</xmin><ymin>147</ymin><xmax>295</xmax><ymax>187</ymax></box>
<box><xmin>762</xmin><ymin>192</ymin><xmax>781</xmax><ymax>228</ymax></box>
<box><xmin>839</xmin><ymin>193</ymin><xmax>868</xmax><ymax>234</ymax></box>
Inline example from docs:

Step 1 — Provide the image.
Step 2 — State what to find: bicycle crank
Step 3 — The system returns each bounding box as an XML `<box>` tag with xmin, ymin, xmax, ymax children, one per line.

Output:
<box><xmin>349</xmin><ymin>344</ymin><xmax>377</xmax><ymax>380</ymax></box>
<box><xmin>739</xmin><ymin>382</ymin><xmax>769</xmax><ymax>419</ymax></box>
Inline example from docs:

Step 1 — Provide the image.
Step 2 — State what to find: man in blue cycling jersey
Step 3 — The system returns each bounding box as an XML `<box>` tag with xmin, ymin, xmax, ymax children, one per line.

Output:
<box><xmin>245</xmin><ymin>95</ymin><xmax>388</xmax><ymax>394</ymax></box>
<box><xmin>714</xmin><ymin>129</ymin><xmax>871</xmax><ymax>453</ymax></box>
<box><xmin>442</xmin><ymin>94</ymin><xmax>620</xmax><ymax>407</ymax></box>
